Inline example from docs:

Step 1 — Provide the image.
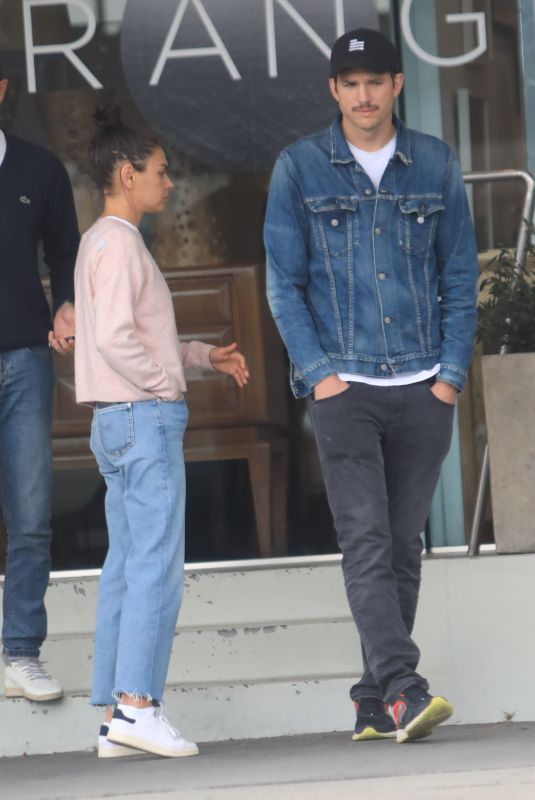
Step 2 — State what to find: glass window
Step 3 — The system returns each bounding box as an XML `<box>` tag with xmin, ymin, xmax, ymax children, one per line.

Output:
<box><xmin>0</xmin><ymin>0</ymin><xmax>531</xmax><ymax>569</ymax></box>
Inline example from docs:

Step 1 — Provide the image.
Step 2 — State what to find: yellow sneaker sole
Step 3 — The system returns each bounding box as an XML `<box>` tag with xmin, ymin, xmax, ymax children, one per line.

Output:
<box><xmin>397</xmin><ymin>696</ymin><xmax>453</xmax><ymax>743</ymax></box>
<box><xmin>352</xmin><ymin>726</ymin><xmax>397</xmax><ymax>742</ymax></box>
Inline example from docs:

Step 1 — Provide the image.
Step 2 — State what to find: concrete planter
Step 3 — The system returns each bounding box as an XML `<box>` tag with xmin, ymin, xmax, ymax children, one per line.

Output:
<box><xmin>482</xmin><ymin>353</ymin><xmax>535</xmax><ymax>553</ymax></box>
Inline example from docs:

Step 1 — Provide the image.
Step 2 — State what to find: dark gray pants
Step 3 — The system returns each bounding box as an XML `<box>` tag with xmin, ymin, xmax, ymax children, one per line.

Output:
<box><xmin>309</xmin><ymin>380</ymin><xmax>455</xmax><ymax>704</ymax></box>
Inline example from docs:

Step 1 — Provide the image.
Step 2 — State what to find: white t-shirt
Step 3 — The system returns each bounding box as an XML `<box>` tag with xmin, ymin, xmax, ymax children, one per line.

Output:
<box><xmin>347</xmin><ymin>135</ymin><xmax>396</xmax><ymax>190</ymax></box>
<box><xmin>0</xmin><ymin>130</ymin><xmax>6</xmax><ymax>167</ymax></box>
<box><xmin>104</xmin><ymin>214</ymin><xmax>138</xmax><ymax>232</ymax></box>
<box><xmin>338</xmin><ymin>134</ymin><xmax>440</xmax><ymax>386</ymax></box>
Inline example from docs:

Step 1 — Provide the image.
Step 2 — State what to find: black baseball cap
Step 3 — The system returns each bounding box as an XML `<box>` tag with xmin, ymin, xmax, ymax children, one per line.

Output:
<box><xmin>330</xmin><ymin>28</ymin><xmax>401</xmax><ymax>77</ymax></box>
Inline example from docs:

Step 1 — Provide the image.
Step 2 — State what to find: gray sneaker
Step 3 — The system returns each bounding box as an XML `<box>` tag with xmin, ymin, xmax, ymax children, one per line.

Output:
<box><xmin>4</xmin><ymin>657</ymin><xmax>63</xmax><ymax>702</ymax></box>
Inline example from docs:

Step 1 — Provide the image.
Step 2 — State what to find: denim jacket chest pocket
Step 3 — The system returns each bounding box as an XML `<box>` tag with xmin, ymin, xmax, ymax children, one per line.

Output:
<box><xmin>305</xmin><ymin>195</ymin><xmax>359</xmax><ymax>258</ymax></box>
<box><xmin>398</xmin><ymin>198</ymin><xmax>445</xmax><ymax>257</ymax></box>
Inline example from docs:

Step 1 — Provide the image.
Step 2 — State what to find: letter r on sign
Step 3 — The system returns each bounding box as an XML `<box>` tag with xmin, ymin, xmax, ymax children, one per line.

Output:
<box><xmin>23</xmin><ymin>0</ymin><xmax>103</xmax><ymax>93</ymax></box>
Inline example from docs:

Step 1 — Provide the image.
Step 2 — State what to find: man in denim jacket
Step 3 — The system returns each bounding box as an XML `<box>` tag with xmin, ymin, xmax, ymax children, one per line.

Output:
<box><xmin>264</xmin><ymin>28</ymin><xmax>478</xmax><ymax>744</ymax></box>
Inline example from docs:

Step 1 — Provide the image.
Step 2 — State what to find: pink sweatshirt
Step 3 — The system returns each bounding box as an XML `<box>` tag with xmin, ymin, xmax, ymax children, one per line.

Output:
<box><xmin>74</xmin><ymin>216</ymin><xmax>214</xmax><ymax>403</ymax></box>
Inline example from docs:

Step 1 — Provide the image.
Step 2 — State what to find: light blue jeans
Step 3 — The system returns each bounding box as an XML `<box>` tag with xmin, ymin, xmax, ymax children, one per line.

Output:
<box><xmin>0</xmin><ymin>345</ymin><xmax>54</xmax><ymax>658</ymax></box>
<box><xmin>89</xmin><ymin>398</ymin><xmax>188</xmax><ymax>705</ymax></box>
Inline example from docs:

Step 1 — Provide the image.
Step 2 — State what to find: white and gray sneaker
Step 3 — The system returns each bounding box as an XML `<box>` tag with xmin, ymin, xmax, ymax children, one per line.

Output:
<box><xmin>107</xmin><ymin>703</ymin><xmax>199</xmax><ymax>758</ymax></box>
<box><xmin>98</xmin><ymin>724</ymin><xmax>144</xmax><ymax>759</ymax></box>
<box><xmin>4</xmin><ymin>657</ymin><xmax>63</xmax><ymax>702</ymax></box>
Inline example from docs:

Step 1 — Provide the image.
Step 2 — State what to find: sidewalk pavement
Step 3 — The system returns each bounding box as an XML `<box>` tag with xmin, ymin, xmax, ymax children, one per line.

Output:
<box><xmin>2</xmin><ymin>722</ymin><xmax>535</xmax><ymax>800</ymax></box>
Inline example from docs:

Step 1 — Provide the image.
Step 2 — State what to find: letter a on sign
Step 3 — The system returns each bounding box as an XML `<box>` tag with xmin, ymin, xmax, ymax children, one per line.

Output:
<box><xmin>149</xmin><ymin>0</ymin><xmax>241</xmax><ymax>85</ymax></box>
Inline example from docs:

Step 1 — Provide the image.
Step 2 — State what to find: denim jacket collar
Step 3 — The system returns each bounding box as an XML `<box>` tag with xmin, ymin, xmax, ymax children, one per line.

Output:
<box><xmin>329</xmin><ymin>114</ymin><xmax>412</xmax><ymax>167</ymax></box>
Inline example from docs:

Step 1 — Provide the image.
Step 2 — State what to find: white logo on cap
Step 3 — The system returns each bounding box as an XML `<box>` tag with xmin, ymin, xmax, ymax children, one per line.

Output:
<box><xmin>349</xmin><ymin>39</ymin><xmax>365</xmax><ymax>52</ymax></box>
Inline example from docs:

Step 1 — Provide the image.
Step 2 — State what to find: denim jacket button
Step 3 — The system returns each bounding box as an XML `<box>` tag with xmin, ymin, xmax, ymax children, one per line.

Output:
<box><xmin>417</xmin><ymin>216</ymin><xmax>425</xmax><ymax>224</ymax></box>
<box><xmin>365</xmin><ymin>189</ymin><xmax>373</xmax><ymax>196</ymax></box>
<box><xmin>380</xmin><ymin>363</ymin><xmax>388</xmax><ymax>372</ymax></box>
<box><xmin>374</xmin><ymin>227</ymin><xmax>382</xmax><ymax>235</ymax></box>
<box><xmin>331</xmin><ymin>218</ymin><xmax>339</xmax><ymax>227</ymax></box>
<box><xmin>384</xmin><ymin>316</ymin><xmax>392</xmax><ymax>324</ymax></box>
<box><xmin>378</xmin><ymin>272</ymin><xmax>386</xmax><ymax>280</ymax></box>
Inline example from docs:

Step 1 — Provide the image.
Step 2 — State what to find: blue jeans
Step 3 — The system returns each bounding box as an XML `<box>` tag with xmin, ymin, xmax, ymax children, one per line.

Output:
<box><xmin>90</xmin><ymin>399</ymin><xmax>188</xmax><ymax>705</ymax></box>
<box><xmin>0</xmin><ymin>345</ymin><xmax>54</xmax><ymax>658</ymax></box>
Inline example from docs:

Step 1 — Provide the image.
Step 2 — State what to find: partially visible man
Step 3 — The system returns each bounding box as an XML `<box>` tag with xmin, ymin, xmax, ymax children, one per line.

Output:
<box><xmin>0</xmin><ymin>67</ymin><xmax>79</xmax><ymax>701</ymax></box>
<box><xmin>264</xmin><ymin>29</ymin><xmax>478</xmax><ymax>743</ymax></box>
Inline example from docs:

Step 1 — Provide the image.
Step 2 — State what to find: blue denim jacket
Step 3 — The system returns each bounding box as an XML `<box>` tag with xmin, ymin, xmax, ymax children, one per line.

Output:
<box><xmin>264</xmin><ymin>116</ymin><xmax>478</xmax><ymax>398</ymax></box>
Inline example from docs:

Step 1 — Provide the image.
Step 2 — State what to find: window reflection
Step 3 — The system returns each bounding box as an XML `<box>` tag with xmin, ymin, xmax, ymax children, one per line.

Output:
<box><xmin>0</xmin><ymin>1</ymin><xmax>530</xmax><ymax>568</ymax></box>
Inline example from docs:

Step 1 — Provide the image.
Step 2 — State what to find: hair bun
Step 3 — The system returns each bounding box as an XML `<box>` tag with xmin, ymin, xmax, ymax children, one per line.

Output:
<box><xmin>93</xmin><ymin>105</ymin><xmax>124</xmax><ymax>131</ymax></box>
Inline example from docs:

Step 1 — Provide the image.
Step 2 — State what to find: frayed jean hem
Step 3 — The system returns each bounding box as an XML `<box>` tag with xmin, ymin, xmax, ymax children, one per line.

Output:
<box><xmin>112</xmin><ymin>689</ymin><xmax>154</xmax><ymax>703</ymax></box>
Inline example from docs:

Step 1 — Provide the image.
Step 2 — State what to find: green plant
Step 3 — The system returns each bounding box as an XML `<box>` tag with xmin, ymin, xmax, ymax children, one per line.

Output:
<box><xmin>476</xmin><ymin>241</ymin><xmax>535</xmax><ymax>354</ymax></box>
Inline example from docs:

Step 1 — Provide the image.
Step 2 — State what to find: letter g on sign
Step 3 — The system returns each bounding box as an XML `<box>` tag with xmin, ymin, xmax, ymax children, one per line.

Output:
<box><xmin>400</xmin><ymin>0</ymin><xmax>487</xmax><ymax>68</ymax></box>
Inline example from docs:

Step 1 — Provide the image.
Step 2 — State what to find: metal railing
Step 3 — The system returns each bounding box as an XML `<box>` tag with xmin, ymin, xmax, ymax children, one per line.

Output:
<box><xmin>462</xmin><ymin>169</ymin><xmax>535</xmax><ymax>556</ymax></box>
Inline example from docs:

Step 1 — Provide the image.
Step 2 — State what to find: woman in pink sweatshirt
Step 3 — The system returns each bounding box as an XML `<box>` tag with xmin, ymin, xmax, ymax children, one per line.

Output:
<box><xmin>74</xmin><ymin>107</ymin><xmax>248</xmax><ymax>759</ymax></box>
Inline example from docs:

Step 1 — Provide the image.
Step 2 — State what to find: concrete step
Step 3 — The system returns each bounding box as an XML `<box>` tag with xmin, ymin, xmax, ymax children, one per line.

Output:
<box><xmin>2</xmin><ymin>553</ymin><xmax>535</xmax><ymax>757</ymax></box>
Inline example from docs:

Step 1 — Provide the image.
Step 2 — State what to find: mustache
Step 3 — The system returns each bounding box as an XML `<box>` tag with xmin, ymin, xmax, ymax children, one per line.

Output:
<box><xmin>352</xmin><ymin>103</ymin><xmax>379</xmax><ymax>111</ymax></box>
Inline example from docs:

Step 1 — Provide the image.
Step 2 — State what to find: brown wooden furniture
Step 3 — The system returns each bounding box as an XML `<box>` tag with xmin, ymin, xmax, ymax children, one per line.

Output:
<box><xmin>50</xmin><ymin>263</ymin><xmax>289</xmax><ymax>559</ymax></box>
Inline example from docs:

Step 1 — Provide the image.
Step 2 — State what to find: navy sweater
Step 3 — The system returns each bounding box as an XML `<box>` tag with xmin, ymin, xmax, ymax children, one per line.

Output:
<box><xmin>0</xmin><ymin>132</ymin><xmax>79</xmax><ymax>352</ymax></box>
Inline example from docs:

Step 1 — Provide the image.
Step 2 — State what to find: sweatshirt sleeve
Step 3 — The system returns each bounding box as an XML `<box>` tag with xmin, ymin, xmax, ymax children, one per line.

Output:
<box><xmin>180</xmin><ymin>340</ymin><xmax>215</xmax><ymax>371</ymax></box>
<box><xmin>93</xmin><ymin>234</ymin><xmax>180</xmax><ymax>398</ymax></box>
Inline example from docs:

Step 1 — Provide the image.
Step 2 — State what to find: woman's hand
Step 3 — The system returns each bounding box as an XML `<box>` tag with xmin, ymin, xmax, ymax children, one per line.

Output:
<box><xmin>209</xmin><ymin>342</ymin><xmax>249</xmax><ymax>387</ymax></box>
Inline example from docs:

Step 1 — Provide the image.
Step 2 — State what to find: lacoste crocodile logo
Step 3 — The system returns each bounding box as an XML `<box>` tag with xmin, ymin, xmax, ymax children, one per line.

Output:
<box><xmin>19</xmin><ymin>195</ymin><xmax>31</xmax><ymax>205</ymax></box>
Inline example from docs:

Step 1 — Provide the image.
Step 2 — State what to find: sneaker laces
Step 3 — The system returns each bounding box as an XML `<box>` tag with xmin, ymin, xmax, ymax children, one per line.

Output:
<box><xmin>10</xmin><ymin>657</ymin><xmax>53</xmax><ymax>681</ymax></box>
<box><xmin>357</xmin><ymin>697</ymin><xmax>384</xmax><ymax>715</ymax></box>
<box><xmin>154</xmin><ymin>703</ymin><xmax>181</xmax><ymax>739</ymax></box>
<box><xmin>403</xmin><ymin>684</ymin><xmax>431</xmax><ymax>703</ymax></box>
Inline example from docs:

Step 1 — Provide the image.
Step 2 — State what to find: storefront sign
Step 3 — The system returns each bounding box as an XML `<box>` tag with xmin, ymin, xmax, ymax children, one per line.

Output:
<box><xmin>21</xmin><ymin>0</ymin><xmax>491</xmax><ymax>169</ymax></box>
<box><xmin>120</xmin><ymin>0</ymin><xmax>378</xmax><ymax>169</ymax></box>
<box><xmin>400</xmin><ymin>0</ymin><xmax>487</xmax><ymax>68</ymax></box>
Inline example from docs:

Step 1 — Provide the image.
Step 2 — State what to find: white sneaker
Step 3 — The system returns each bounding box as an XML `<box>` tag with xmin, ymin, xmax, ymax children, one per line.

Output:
<box><xmin>98</xmin><ymin>724</ymin><xmax>144</xmax><ymax>759</ymax></box>
<box><xmin>4</xmin><ymin>657</ymin><xmax>63</xmax><ymax>702</ymax></box>
<box><xmin>107</xmin><ymin>704</ymin><xmax>199</xmax><ymax>758</ymax></box>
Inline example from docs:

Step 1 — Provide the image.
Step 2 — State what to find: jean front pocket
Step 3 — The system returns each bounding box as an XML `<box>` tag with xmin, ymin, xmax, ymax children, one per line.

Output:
<box><xmin>312</xmin><ymin>381</ymin><xmax>354</xmax><ymax>406</ymax></box>
<box><xmin>96</xmin><ymin>403</ymin><xmax>135</xmax><ymax>457</ymax></box>
<box><xmin>398</xmin><ymin>197</ymin><xmax>445</xmax><ymax>257</ymax></box>
<box><xmin>424</xmin><ymin>383</ymin><xmax>456</xmax><ymax>410</ymax></box>
<box><xmin>306</xmin><ymin>195</ymin><xmax>359</xmax><ymax>258</ymax></box>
